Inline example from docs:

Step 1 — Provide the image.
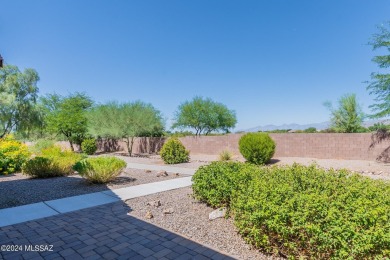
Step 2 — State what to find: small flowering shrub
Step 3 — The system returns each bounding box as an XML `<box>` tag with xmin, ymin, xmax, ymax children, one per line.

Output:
<box><xmin>0</xmin><ymin>135</ymin><xmax>30</xmax><ymax>175</ymax></box>
<box><xmin>74</xmin><ymin>156</ymin><xmax>126</xmax><ymax>183</ymax></box>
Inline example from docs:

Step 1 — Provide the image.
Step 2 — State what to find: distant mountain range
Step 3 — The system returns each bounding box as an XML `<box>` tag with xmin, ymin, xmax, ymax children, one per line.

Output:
<box><xmin>243</xmin><ymin>119</ymin><xmax>389</xmax><ymax>132</ymax></box>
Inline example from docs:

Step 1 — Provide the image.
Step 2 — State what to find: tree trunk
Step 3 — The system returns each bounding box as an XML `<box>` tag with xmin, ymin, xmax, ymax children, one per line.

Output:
<box><xmin>128</xmin><ymin>137</ymin><xmax>135</xmax><ymax>157</ymax></box>
<box><xmin>69</xmin><ymin>140</ymin><xmax>75</xmax><ymax>151</ymax></box>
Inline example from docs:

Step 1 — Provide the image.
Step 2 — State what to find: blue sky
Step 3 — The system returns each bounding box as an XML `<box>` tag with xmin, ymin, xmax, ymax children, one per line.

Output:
<box><xmin>1</xmin><ymin>1</ymin><xmax>389</xmax><ymax>130</ymax></box>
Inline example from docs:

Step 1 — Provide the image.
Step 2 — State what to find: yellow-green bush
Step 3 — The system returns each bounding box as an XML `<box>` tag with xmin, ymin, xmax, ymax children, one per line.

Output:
<box><xmin>22</xmin><ymin>157</ymin><xmax>64</xmax><ymax>178</ymax></box>
<box><xmin>238</xmin><ymin>132</ymin><xmax>275</xmax><ymax>165</ymax></box>
<box><xmin>0</xmin><ymin>135</ymin><xmax>31</xmax><ymax>175</ymax></box>
<box><xmin>74</xmin><ymin>156</ymin><xmax>126</xmax><ymax>183</ymax></box>
<box><xmin>160</xmin><ymin>138</ymin><xmax>189</xmax><ymax>164</ymax></box>
<box><xmin>192</xmin><ymin>162</ymin><xmax>390</xmax><ymax>259</ymax></box>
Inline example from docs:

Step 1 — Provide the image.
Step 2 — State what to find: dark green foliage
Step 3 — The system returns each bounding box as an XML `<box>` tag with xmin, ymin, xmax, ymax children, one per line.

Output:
<box><xmin>192</xmin><ymin>162</ymin><xmax>390</xmax><ymax>259</ymax></box>
<box><xmin>232</xmin><ymin>164</ymin><xmax>390</xmax><ymax>259</ymax></box>
<box><xmin>22</xmin><ymin>157</ymin><xmax>64</xmax><ymax>178</ymax></box>
<box><xmin>87</xmin><ymin>101</ymin><xmax>164</xmax><ymax>156</ymax></box>
<box><xmin>192</xmin><ymin>161</ymin><xmax>256</xmax><ymax>208</ymax></box>
<box><xmin>44</xmin><ymin>93</ymin><xmax>93</xmax><ymax>151</ymax></box>
<box><xmin>366</xmin><ymin>22</ymin><xmax>390</xmax><ymax>118</ymax></box>
<box><xmin>238</xmin><ymin>132</ymin><xmax>275</xmax><ymax>165</ymax></box>
<box><xmin>324</xmin><ymin>94</ymin><xmax>365</xmax><ymax>133</ymax></box>
<box><xmin>303</xmin><ymin>127</ymin><xmax>317</xmax><ymax>133</ymax></box>
<box><xmin>172</xmin><ymin>96</ymin><xmax>237</xmax><ymax>135</ymax></box>
<box><xmin>74</xmin><ymin>156</ymin><xmax>126</xmax><ymax>183</ymax></box>
<box><xmin>0</xmin><ymin>65</ymin><xmax>40</xmax><ymax>138</ymax></box>
<box><xmin>81</xmin><ymin>138</ymin><xmax>97</xmax><ymax>155</ymax></box>
<box><xmin>159</xmin><ymin>138</ymin><xmax>189</xmax><ymax>164</ymax></box>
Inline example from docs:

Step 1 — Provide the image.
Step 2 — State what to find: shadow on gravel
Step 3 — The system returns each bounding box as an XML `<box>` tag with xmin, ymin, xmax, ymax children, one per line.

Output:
<box><xmin>0</xmin><ymin>201</ymin><xmax>235</xmax><ymax>259</ymax></box>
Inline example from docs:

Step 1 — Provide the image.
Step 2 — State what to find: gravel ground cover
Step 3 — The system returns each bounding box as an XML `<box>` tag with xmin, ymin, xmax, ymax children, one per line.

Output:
<box><xmin>125</xmin><ymin>187</ymin><xmax>280</xmax><ymax>260</ymax></box>
<box><xmin>112</xmin><ymin>154</ymin><xmax>212</xmax><ymax>169</ymax></box>
<box><xmin>0</xmin><ymin>169</ymin><xmax>188</xmax><ymax>209</ymax></box>
<box><xmin>273</xmin><ymin>157</ymin><xmax>390</xmax><ymax>180</ymax></box>
<box><xmin>114</xmin><ymin>153</ymin><xmax>390</xmax><ymax>180</ymax></box>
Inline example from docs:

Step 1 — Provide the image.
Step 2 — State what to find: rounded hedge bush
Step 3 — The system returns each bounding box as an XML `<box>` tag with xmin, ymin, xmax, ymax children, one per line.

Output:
<box><xmin>22</xmin><ymin>157</ymin><xmax>64</xmax><ymax>178</ymax></box>
<box><xmin>238</xmin><ymin>132</ymin><xmax>275</xmax><ymax>165</ymax></box>
<box><xmin>74</xmin><ymin>156</ymin><xmax>126</xmax><ymax>183</ymax></box>
<box><xmin>160</xmin><ymin>138</ymin><xmax>190</xmax><ymax>164</ymax></box>
<box><xmin>81</xmin><ymin>138</ymin><xmax>97</xmax><ymax>155</ymax></box>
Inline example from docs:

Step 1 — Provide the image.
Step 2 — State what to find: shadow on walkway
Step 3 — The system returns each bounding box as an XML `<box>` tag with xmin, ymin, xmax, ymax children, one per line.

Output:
<box><xmin>0</xmin><ymin>201</ymin><xmax>235</xmax><ymax>259</ymax></box>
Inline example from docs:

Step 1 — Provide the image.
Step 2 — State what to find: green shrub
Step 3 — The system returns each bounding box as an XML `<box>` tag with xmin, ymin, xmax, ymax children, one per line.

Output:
<box><xmin>81</xmin><ymin>138</ymin><xmax>97</xmax><ymax>155</ymax></box>
<box><xmin>218</xmin><ymin>150</ymin><xmax>233</xmax><ymax>161</ymax></box>
<box><xmin>29</xmin><ymin>139</ymin><xmax>55</xmax><ymax>155</ymax></box>
<box><xmin>192</xmin><ymin>161</ymin><xmax>256</xmax><ymax>208</ymax></box>
<box><xmin>238</xmin><ymin>132</ymin><xmax>275</xmax><ymax>165</ymax></box>
<box><xmin>160</xmin><ymin>138</ymin><xmax>190</xmax><ymax>164</ymax></box>
<box><xmin>74</xmin><ymin>156</ymin><xmax>126</xmax><ymax>183</ymax></box>
<box><xmin>0</xmin><ymin>135</ymin><xmax>31</xmax><ymax>175</ymax></box>
<box><xmin>22</xmin><ymin>157</ymin><xmax>64</xmax><ymax>178</ymax></box>
<box><xmin>39</xmin><ymin>145</ymin><xmax>86</xmax><ymax>175</ymax></box>
<box><xmin>230</xmin><ymin>164</ymin><xmax>390</xmax><ymax>259</ymax></box>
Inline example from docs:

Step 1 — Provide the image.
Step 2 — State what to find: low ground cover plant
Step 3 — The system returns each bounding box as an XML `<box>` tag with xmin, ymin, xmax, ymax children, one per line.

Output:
<box><xmin>74</xmin><ymin>156</ymin><xmax>126</xmax><ymax>183</ymax></box>
<box><xmin>192</xmin><ymin>162</ymin><xmax>390</xmax><ymax>259</ymax></box>
<box><xmin>239</xmin><ymin>132</ymin><xmax>275</xmax><ymax>165</ymax></box>
<box><xmin>160</xmin><ymin>138</ymin><xmax>190</xmax><ymax>164</ymax></box>
<box><xmin>81</xmin><ymin>138</ymin><xmax>97</xmax><ymax>155</ymax></box>
<box><xmin>0</xmin><ymin>135</ymin><xmax>30</xmax><ymax>175</ymax></box>
<box><xmin>218</xmin><ymin>150</ymin><xmax>233</xmax><ymax>161</ymax></box>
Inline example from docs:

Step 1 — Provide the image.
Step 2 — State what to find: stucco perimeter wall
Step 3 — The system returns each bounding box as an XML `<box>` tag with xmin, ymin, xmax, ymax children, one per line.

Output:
<box><xmin>48</xmin><ymin>133</ymin><xmax>390</xmax><ymax>161</ymax></box>
<box><xmin>178</xmin><ymin>133</ymin><xmax>390</xmax><ymax>161</ymax></box>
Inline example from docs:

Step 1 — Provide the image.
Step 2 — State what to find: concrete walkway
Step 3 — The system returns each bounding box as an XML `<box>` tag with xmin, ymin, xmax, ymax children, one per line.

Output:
<box><xmin>126</xmin><ymin>162</ymin><xmax>197</xmax><ymax>175</ymax></box>
<box><xmin>0</xmin><ymin>177</ymin><xmax>192</xmax><ymax>228</ymax></box>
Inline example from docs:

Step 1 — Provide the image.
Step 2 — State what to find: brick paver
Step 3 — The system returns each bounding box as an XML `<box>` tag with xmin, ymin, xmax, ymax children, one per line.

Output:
<box><xmin>0</xmin><ymin>201</ymin><xmax>235</xmax><ymax>259</ymax></box>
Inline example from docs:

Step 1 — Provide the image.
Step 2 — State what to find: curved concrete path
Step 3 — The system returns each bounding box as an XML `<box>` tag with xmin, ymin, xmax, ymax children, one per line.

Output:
<box><xmin>125</xmin><ymin>162</ymin><xmax>196</xmax><ymax>175</ymax></box>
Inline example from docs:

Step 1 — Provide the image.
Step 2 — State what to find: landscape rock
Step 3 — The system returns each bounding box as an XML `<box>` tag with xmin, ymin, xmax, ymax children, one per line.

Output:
<box><xmin>209</xmin><ymin>208</ymin><xmax>227</xmax><ymax>220</ymax></box>
<box><xmin>147</xmin><ymin>200</ymin><xmax>161</xmax><ymax>207</ymax></box>
<box><xmin>157</xmin><ymin>171</ymin><xmax>168</xmax><ymax>177</ymax></box>
<box><xmin>163</xmin><ymin>208</ymin><xmax>174</xmax><ymax>214</ymax></box>
<box><xmin>145</xmin><ymin>211</ymin><xmax>154</xmax><ymax>219</ymax></box>
<box><xmin>145</xmin><ymin>170</ymin><xmax>152</xmax><ymax>173</ymax></box>
<box><xmin>175</xmin><ymin>173</ymin><xmax>180</xmax><ymax>176</ymax></box>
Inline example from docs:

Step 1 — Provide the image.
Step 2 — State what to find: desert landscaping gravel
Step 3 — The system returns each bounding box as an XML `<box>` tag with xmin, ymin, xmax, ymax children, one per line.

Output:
<box><xmin>125</xmin><ymin>187</ymin><xmax>281</xmax><ymax>260</ymax></box>
<box><xmin>0</xmin><ymin>169</ymin><xmax>188</xmax><ymax>209</ymax></box>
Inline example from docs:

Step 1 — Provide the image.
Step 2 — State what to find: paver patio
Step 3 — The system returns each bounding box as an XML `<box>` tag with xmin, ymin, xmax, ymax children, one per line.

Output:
<box><xmin>0</xmin><ymin>201</ymin><xmax>234</xmax><ymax>259</ymax></box>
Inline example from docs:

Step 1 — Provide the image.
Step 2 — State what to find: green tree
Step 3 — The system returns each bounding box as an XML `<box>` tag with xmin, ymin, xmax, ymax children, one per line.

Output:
<box><xmin>0</xmin><ymin>65</ymin><xmax>40</xmax><ymax>138</ymax></box>
<box><xmin>172</xmin><ymin>96</ymin><xmax>237</xmax><ymax>136</ymax></box>
<box><xmin>367</xmin><ymin>22</ymin><xmax>390</xmax><ymax>118</ymax></box>
<box><xmin>324</xmin><ymin>94</ymin><xmax>365</xmax><ymax>133</ymax></box>
<box><xmin>88</xmin><ymin>101</ymin><xmax>164</xmax><ymax>156</ymax></box>
<box><xmin>44</xmin><ymin>93</ymin><xmax>93</xmax><ymax>151</ymax></box>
